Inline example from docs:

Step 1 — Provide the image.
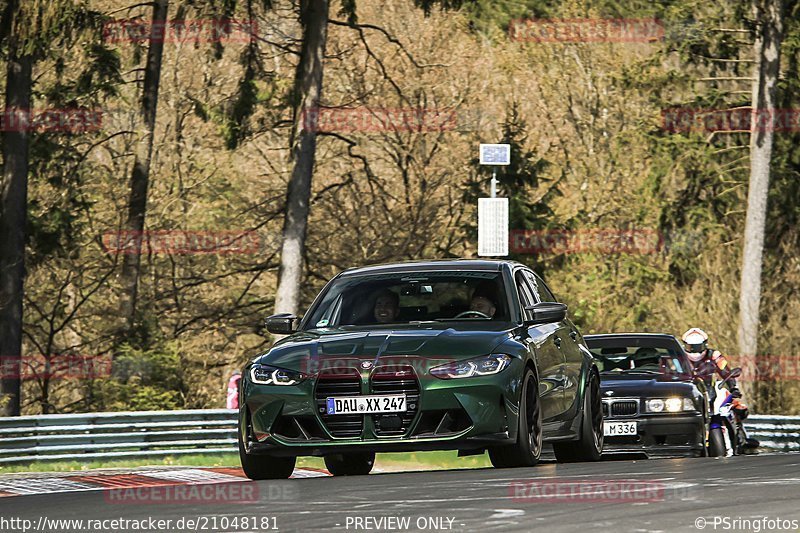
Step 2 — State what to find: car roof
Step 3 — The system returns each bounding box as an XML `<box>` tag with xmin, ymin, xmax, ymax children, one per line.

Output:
<box><xmin>584</xmin><ymin>333</ymin><xmax>685</xmax><ymax>351</ymax></box>
<box><xmin>584</xmin><ymin>333</ymin><xmax>679</xmax><ymax>340</ymax></box>
<box><xmin>339</xmin><ymin>259</ymin><xmax>522</xmax><ymax>277</ymax></box>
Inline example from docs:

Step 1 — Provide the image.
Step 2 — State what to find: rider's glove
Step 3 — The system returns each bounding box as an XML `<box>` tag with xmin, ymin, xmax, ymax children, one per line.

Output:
<box><xmin>730</xmin><ymin>387</ymin><xmax>742</xmax><ymax>398</ymax></box>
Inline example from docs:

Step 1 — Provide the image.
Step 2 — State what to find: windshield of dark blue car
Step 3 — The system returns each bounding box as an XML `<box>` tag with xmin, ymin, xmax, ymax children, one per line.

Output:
<box><xmin>303</xmin><ymin>271</ymin><xmax>509</xmax><ymax>329</ymax></box>
<box><xmin>585</xmin><ymin>337</ymin><xmax>689</xmax><ymax>376</ymax></box>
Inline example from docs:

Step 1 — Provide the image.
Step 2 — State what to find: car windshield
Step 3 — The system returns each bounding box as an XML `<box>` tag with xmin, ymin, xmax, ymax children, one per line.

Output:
<box><xmin>585</xmin><ymin>337</ymin><xmax>688</xmax><ymax>376</ymax></box>
<box><xmin>303</xmin><ymin>270</ymin><xmax>510</xmax><ymax>329</ymax></box>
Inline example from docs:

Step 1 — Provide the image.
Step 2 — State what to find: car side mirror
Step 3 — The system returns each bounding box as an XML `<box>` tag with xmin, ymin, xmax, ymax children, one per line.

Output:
<box><xmin>524</xmin><ymin>302</ymin><xmax>567</xmax><ymax>325</ymax></box>
<box><xmin>265</xmin><ymin>313</ymin><xmax>298</xmax><ymax>335</ymax></box>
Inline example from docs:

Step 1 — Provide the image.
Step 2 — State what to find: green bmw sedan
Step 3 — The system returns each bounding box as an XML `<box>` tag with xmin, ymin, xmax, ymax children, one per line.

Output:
<box><xmin>238</xmin><ymin>260</ymin><xmax>603</xmax><ymax>478</ymax></box>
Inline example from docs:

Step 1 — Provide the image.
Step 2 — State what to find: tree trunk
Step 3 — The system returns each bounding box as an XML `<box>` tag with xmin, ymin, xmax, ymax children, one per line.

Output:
<box><xmin>119</xmin><ymin>0</ymin><xmax>168</xmax><ymax>335</ymax></box>
<box><xmin>0</xmin><ymin>52</ymin><xmax>33</xmax><ymax>417</ymax></box>
<box><xmin>273</xmin><ymin>0</ymin><xmax>329</xmax><ymax>316</ymax></box>
<box><xmin>738</xmin><ymin>0</ymin><xmax>783</xmax><ymax>397</ymax></box>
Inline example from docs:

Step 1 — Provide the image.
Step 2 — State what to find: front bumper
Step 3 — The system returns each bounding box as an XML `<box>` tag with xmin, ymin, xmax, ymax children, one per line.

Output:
<box><xmin>240</xmin><ymin>360</ymin><xmax>522</xmax><ymax>457</ymax></box>
<box><xmin>602</xmin><ymin>413</ymin><xmax>706</xmax><ymax>457</ymax></box>
<box><xmin>244</xmin><ymin>433</ymin><xmax>515</xmax><ymax>457</ymax></box>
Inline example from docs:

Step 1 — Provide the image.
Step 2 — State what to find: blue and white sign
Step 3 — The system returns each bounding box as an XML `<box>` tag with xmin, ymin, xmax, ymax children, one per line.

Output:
<box><xmin>479</xmin><ymin>143</ymin><xmax>511</xmax><ymax>166</ymax></box>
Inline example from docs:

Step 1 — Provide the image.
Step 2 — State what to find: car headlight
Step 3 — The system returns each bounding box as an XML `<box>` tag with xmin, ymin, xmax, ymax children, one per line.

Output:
<box><xmin>646</xmin><ymin>397</ymin><xmax>696</xmax><ymax>413</ymax></box>
<box><xmin>430</xmin><ymin>354</ymin><xmax>512</xmax><ymax>379</ymax></box>
<box><xmin>249</xmin><ymin>364</ymin><xmax>306</xmax><ymax>386</ymax></box>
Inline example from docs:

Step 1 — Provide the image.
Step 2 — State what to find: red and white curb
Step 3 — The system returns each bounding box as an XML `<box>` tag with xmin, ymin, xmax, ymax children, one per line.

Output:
<box><xmin>0</xmin><ymin>467</ymin><xmax>330</xmax><ymax>498</ymax></box>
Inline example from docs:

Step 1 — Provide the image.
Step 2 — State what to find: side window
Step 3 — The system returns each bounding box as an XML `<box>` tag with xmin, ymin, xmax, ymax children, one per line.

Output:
<box><xmin>527</xmin><ymin>271</ymin><xmax>557</xmax><ymax>303</ymax></box>
<box><xmin>522</xmin><ymin>271</ymin><xmax>542</xmax><ymax>303</ymax></box>
<box><xmin>515</xmin><ymin>271</ymin><xmax>536</xmax><ymax>321</ymax></box>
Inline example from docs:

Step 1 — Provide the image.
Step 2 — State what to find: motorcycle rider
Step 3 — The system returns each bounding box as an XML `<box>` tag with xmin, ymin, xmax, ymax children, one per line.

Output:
<box><xmin>682</xmin><ymin>327</ymin><xmax>759</xmax><ymax>451</ymax></box>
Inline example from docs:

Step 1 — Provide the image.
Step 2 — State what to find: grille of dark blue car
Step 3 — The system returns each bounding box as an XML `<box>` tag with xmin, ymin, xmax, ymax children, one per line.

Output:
<box><xmin>315</xmin><ymin>371</ymin><xmax>363</xmax><ymax>438</ymax></box>
<box><xmin>610</xmin><ymin>400</ymin><xmax>638</xmax><ymax>417</ymax></box>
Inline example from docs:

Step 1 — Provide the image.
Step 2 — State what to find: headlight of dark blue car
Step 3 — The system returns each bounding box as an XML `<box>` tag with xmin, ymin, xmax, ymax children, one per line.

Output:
<box><xmin>430</xmin><ymin>354</ymin><xmax>512</xmax><ymax>379</ymax></box>
<box><xmin>249</xmin><ymin>364</ymin><xmax>306</xmax><ymax>386</ymax></box>
<box><xmin>645</xmin><ymin>397</ymin><xmax>696</xmax><ymax>412</ymax></box>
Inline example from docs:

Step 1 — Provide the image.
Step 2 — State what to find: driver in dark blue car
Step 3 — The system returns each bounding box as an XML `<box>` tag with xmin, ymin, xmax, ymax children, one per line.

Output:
<box><xmin>469</xmin><ymin>294</ymin><xmax>496</xmax><ymax>318</ymax></box>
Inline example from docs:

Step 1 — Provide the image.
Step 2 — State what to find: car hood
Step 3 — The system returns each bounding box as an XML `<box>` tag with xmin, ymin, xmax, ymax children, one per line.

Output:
<box><xmin>600</xmin><ymin>372</ymin><xmax>698</xmax><ymax>397</ymax></box>
<box><xmin>253</xmin><ymin>325</ymin><xmax>513</xmax><ymax>374</ymax></box>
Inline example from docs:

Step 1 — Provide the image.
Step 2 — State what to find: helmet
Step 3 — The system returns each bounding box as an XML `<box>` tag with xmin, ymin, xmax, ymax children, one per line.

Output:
<box><xmin>682</xmin><ymin>328</ymin><xmax>708</xmax><ymax>362</ymax></box>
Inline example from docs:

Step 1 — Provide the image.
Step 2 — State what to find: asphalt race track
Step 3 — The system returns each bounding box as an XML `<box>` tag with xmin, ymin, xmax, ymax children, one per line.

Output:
<box><xmin>1</xmin><ymin>454</ymin><xmax>799</xmax><ymax>532</ymax></box>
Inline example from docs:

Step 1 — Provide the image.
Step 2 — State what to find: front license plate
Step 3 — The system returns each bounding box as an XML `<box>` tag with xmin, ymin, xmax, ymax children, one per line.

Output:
<box><xmin>604</xmin><ymin>421</ymin><xmax>637</xmax><ymax>436</ymax></box>
<box><xmin>326</xmin><ymin>395</ymin><xmax>406</xmax><ymax>415</ymax></box>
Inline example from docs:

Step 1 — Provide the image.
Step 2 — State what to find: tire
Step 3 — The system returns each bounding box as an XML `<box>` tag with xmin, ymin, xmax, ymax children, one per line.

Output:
<box><xmin>489</xmin><ymin>368</ymin><xmax>542</xmax><ymax>468</ymax></box>
<box><xmin>692</xmin><ymin>423</ymin><xmax>708</xmax><ymax>457</ymax></box>
<box><xmin>238</xmin><ymin>412</ymin><xmax>296</xmax><ymax>480</ymax></box>
<box><xmin>324</xmin><ymin>452</ymin><xmax>375</xmax><ymax>476</ymax></box>
<box><xmin>727</xmin><ymin>421</ymin><xmax>741</xmax><ymax>456</ymax></box>
<box><xmin>708</xmin><ymin>427</ymin><xmax>726</xmax><ymax>457</ymax></box>
<box><xmin>553</xmin><ymin>371</ymin><xmax>603</xmax><ymax>463</ymax></box>
<box><xmin>692</xmin><ymin>445</ymin><xmax>708</xmax><ymax>458</ymax></box>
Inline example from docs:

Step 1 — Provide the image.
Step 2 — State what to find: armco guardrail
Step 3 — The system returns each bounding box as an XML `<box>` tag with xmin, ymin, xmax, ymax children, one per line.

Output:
<box><xmin>0</xmin><ymin>410</ymin><xmax>795</xmax><ymax>464</ymax></box>
<box><xmin>744</xmin><ymin>414</ymin><xmax>800</xmax><ymax>452</ymax></box>
<box><xmin>0</xmin><ymin>409</ymin><xmax>237</xmax><ymax>464</ymax></box>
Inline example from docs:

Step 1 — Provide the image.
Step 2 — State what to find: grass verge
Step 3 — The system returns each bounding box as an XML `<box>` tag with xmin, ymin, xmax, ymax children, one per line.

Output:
<box><xmin>0</xmin><ymin>450</ymin><xmax>492</xmax><ymax>475</ymax></box>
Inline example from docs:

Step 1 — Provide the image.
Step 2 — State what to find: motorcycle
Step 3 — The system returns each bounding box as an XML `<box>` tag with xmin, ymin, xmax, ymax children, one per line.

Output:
<box><xmin>704</xmin><ymin>367</ymin><xmax>758</xmax><ymax>456</ymax></box>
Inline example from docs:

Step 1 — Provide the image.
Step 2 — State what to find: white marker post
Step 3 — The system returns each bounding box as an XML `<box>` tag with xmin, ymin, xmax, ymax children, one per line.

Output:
<box><xmin>477</xmin><ymin>144</ymin><xmax>511</xmax><ymax>256</ymax></box>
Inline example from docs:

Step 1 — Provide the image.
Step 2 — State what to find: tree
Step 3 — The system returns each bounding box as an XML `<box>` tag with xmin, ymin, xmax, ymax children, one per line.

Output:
<box><xmin>119</xmin><ymin>0</ymin><xmax>169</xmax><ymax>336</ymax></box>
<box><xmin>273</xmin><ymin>0</ymin><xmax>478</xmax><ymax>315</ymax></box>
<box><xmin>738</xmin><ymin>0</ymin><xmax>784</xmax><ymax>368</ymax></box>
<box><xmin>0</xmin><ymin>0</ymin><xmax>32</xmax><ymax>416</ymax></box>
<box><xmin>273</xmin><ymin>0</ymin><xmax>330</xmax><ymax>316</ymax></box>
<box><xmin>0</xmin><ymin>0</ymin><xmax>109</xmax><ymax>415</ymax></box>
